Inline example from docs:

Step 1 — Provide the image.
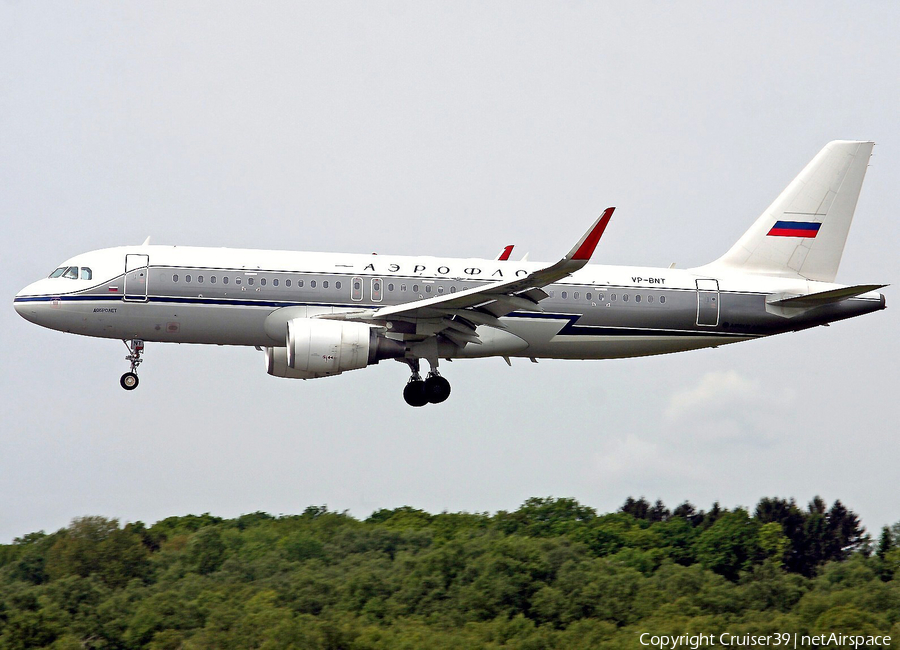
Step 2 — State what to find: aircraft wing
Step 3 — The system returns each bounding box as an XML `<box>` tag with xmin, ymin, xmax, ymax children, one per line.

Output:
<box><xmin>322</xmin><ymin>208</ymin><xmax>614</xmax><ymax>346</ymax></box>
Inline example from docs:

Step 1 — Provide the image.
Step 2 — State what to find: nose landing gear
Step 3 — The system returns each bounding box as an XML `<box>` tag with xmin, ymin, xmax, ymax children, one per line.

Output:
<box><xmin>120</xmin><ymin>339</ymin><xmax>144</xmax><ymax>391</ymax></box>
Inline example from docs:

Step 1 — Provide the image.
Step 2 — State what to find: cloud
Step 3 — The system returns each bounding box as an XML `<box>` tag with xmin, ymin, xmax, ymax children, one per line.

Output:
<box><xmin>664</xmin><ymin>370</ymin><xmax>760</xmax><ymax>421</ymax></box>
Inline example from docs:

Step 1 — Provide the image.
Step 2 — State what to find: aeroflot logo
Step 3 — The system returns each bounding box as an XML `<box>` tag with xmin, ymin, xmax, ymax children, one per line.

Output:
<box><xmin>767</xmin><ymin>220</ymin><xmax>822</xmax><ymax>238</ymax></box>
<box><xmin>360</xmin><ymin>263</ymin><xmax>529</xmax><ymax>278</ymax></box>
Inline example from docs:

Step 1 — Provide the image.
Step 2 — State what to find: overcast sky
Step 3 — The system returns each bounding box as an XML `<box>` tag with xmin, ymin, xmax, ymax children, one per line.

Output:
<box><xmin>2</xmin><ymin>2</ymin><xmax>898</xmax><ymax>543</ymax></box>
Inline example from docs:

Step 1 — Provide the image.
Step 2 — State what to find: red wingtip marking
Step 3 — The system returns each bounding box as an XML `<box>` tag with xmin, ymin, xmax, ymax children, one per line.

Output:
<box><xmin>498</xmin><ymin>245</ymin><xmax>514</xmax><ymax>261</ymax></box>
<box><xmin>571</xmin><ymin>207</ymin><xmax>615</xmax><ymax>261</ymax></box>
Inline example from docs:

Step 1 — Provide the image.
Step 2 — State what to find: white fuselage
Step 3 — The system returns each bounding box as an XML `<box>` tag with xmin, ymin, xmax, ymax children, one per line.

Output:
<box><xmin>13</xmin><ymin>244</ymin><xmax>884</xmax><ymax>363</ymax></box>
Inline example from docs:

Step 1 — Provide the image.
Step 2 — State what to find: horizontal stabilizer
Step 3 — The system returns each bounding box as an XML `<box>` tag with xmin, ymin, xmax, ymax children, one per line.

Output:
<box><xmin>767</xmin><ymin>284</ymin><xmax>886</xmax><ymax>308</ymax></box>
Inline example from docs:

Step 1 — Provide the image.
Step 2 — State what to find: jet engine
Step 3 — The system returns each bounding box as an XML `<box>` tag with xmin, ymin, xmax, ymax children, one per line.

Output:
<box><xmin>266</xmin><ymin>318</ymin><xmax>405</xmax><ymax>379</ymax></box>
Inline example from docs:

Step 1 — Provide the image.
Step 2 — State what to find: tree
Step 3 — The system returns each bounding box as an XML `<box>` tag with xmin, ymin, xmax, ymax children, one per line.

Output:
<box><xmin>45</xmin><ymin>517</ymin><xmax>150</xmax><ymax>588</ymax></box>
<box><xmin>185</xmin><ymin>526</ymin><xmax>227</xmax><ymax>575</ymax></box>
<box><xmin>694</xmin><ymin>509</ymin><xmax>761</xmax><ymax>580</ymax></box>
<box><xmin>648</xmin><ymin>500</ymin><xmax>670</xmax><ymax>523</ymax></box>
<box><xmin>876</xmin><ymin>527</ymin><xmax>893</xmax><ymax>560</ymax></box>
<box><xmin>620</xmin><ymin>497</ymin><xmax>651</xmax><ymax>520</ymax></box>
<box><xmin>825</xmin><ymin>500</ymin><xmax>866</xmax><ymax>561</ymax></box>
<box><xmin>498</xmin><ymin>497</ymin><xmax>596</xmax><ymax>537</ymax></box>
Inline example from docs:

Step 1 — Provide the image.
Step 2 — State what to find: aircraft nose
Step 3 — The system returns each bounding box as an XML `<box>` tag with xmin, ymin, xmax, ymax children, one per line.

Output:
<box><xmin>14</xmin><ymin>281</ymin><xmax>46</xmax><ymax>323</ymax></box>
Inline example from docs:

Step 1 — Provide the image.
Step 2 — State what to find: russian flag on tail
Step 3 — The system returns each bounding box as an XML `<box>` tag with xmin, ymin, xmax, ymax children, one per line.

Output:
<box><xmin>767</xmin><ymin>220</ymin><xmax>821</xmax><ymax>238</ymax></box>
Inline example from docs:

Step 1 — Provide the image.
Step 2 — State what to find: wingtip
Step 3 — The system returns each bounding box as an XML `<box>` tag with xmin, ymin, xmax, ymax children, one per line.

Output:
<box><xmin>570</xmin><ymin>207</ymin><xmax>615</xmax><ymax>261</ymax></box>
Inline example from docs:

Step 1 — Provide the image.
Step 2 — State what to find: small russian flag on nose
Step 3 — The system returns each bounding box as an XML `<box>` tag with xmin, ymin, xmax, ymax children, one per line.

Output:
<box><xmin>767</xmin><ymin>221</ymin><xmax>821</xmax><ymax>238</ymax></box>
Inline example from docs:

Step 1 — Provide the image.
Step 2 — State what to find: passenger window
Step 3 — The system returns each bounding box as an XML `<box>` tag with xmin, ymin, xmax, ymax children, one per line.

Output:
<box><xmin>248</xmin><ymin>277</ymin><xmax>254</xmax><ymax>286</ymax></box>
<box><xmin>598</xmin><ymin>293</ymin><xmax>604</xmax><ymax>301</ymax></box>
<box><xmin>426</xmin><ymin>285</ymin><xmax>432</xmax><ymax>293</ymax></box>
<box><xmin>298</xmin><ymin>280</ymin><xmax>304</xmax><ymax>287</ymax></box>
<box><xmin>63</xmin><ymin>267</ymin><xmax>78</xmax><ymax>279</ymax></box>
<box><xmin>413</xmin><ymin>284</ymin><xmax>419</xmax><ymax>292</ymax></box>
<box><xmin>586</xmin><ymin>292</ymin><xmax>592</xmax><ymax>301</ymax></box>
<box><xmin>401</xmin><ymin>284</ymin><xmax>407</xmax><ymax>292</ymax></box>
<box><xmin>285</xmin><ymin>279</ymin><xmax>291</xmax><ymax>287</ymax></box>
<box><xmin>660</xmin><ymin>295</ymin><xmax>666</xmax><ymax>304</ymax></box>
<box><xmin>549</xmin><ymin>290</ymin><xmax>555</xmax><ymax>297</ymax></box>
<box><xmin>635</xmin><ymin>294</ymin><xmax>641</xmax><ymax>303</ymax></box>
<box><xmin>173</xmin><ymin>274</ymin><xmax>179</xmax><ymax>282</ymax></box>
<box><xmin>223</xmin><ymin>277</ymin><xmax>229</xmax><ymax>285</ymax></box>
<box><xmin>198</xmin><ymin>276</ymin><xmax>204</xmax><ymax>283</ymax></box>
<box><xmin>80</xmin><ymin>268</ymin><xmax>92</xmax><ymax>280</ymax></box>
<box><xmin>235</xmin><ymin>278</ymin><xmax>241</xmax><ymax>285</ymax></box>
<box><xmin>273</xmin><ymin>279</ymin><xmax>278</xmax><ymax>286</ymax></box>
<box><xmin>647</xmin><ymin>295</ymin><xmax>654</xmax><ymax>303</ymax></box>
<box><xmin>623</xmin><ymin>294</ymin><xmax>629</xmax><ymax>302</ymax></box>
<box><xmin>260</xmin><ymin>278</ymin><xmax>266</xmax><ymax>286</ymax></box>
<box><xmin>335</xmin><ymin>281</ymin><xmax>341</xmax><ymax>290</ymax></box>
<box><xmin>50</xmin><ymin>268</ymin><xmax>66</xmax><ymax>278</ymax></box>
<box><xmin>561</xmin><ymin>291</ymin><xmax>567</xmax><ymax>299</ymax></box>
<box><xmin>186</xmin><ymin>274</ymin><xmax>192</xmax><ymax>282</ymax></box>
<box><xmin>610</xmin><ymin>293</ymin><xmax>616</xmax><ymax>301</ymax></box>
<box><xmin>323</xmin><ymin>281</ymin><xmax>328</xmax><ymax>289</ymax></box>
<box><xmin>450</xmin><ymin>286</ymin><xmax>456</xmax><ymax>293</ymax></box>
<box><xmin>573</xmin><ymin>291</ymin><xmax>579</xmax><ymax>300</ymax></box>
<box><xmin>438</xmin><ymin>285</ymin><xmax>444</xmax><ymax>294</ymax></box>
<box><xmin>310</xmin><ymin>280</ymin><xmax>316</xmax><ymax>288</ymax></box>
<box><xmin>210</xmin><ymin>276</ymin><xmax>217</xmax><ymax>284</ymax></box>
<box><xmin>388</xmin><ymin>283</ymin><xmax>394</xmax><ymax>292</ymax></box>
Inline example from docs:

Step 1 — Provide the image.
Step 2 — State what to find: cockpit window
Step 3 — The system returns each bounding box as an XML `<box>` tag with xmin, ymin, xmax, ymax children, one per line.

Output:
<box><xmin>49</xmin><ymin>267</ymin><xmax>66</xmax><ymax>278</ymax></box>
<box><xmin>80</xmin><ymin>268</ymin><xmax>92</xmax><ymax>280</ymax></box>
<box><xmin>63</xmin><ymin>267</ymin><xmax>79</xmax><ymax>279</ymax></box>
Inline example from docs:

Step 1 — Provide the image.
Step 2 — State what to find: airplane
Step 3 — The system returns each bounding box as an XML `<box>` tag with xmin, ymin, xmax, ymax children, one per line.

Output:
<box><xmin>14</xmin><ymin>141</ymin><xmax>886</xmax><ymax>406</ymax></box>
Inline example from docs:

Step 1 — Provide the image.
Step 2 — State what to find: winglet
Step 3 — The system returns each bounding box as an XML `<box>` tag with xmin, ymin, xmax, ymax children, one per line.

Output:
<box><xmin>496</xmin><ymin>245</ymin><xmax>514</xmax><ymax>261</ymax></box>
<box><xmin>568</xmin><ymin>207</ymin><xmax>615</xmax><ymax>261</ymax></box>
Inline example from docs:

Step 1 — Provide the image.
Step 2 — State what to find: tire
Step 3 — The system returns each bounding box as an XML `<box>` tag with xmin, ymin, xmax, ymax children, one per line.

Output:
<box><xmin>403</xmin><ymin>380</ymin><xmax>428</xmax><ymax>407</ymax></box>
<box><xmin>120</xmin><ymin>372</ymin><xmax>139</xmax><ymax>390</ymax></box>
<box><xmin>424</xmin><ymin>375</ymin><xmax>451</xmax><ymax>404</ymax></box>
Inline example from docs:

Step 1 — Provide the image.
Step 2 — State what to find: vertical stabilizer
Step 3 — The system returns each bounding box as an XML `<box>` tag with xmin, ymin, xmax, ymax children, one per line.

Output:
<box><xmin>706</xmin><ymin>140</ymin><xmax>873</xmax><ymax>282</ymax></box>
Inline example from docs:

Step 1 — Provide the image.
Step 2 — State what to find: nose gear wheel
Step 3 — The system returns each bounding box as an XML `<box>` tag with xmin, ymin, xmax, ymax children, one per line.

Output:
<box><xmin>121</xmin><ymin>339</ymin><xmax>144</xmax><ymax>391</ymax></box>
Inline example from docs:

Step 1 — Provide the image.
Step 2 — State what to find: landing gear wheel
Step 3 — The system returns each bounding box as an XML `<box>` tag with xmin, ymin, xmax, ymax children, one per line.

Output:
<box><xmin>120</xmin><ymin>372</ymin><xmax>139</xmax><ymax>391</ymax></box>
<box><xmin>403</xmin><ymin>380</ymin><xmax>428</xmax><ymax>407</ymax></box>
<box><xmin>424</xmin><ymin>374</ymin><xmax>451</xmax><ymax>404</ymax></box>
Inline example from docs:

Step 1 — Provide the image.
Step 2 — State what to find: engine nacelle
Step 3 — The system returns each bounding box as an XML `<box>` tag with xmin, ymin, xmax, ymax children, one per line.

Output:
<box><xmin>266</xmin><ymin>346</ymin><xmax>335</xmax><ymax>379</ymax></box>
<box><xmin>266</xmin><ymin>318</ymin><xmax>405</xmax><ymax>379</ymax></box>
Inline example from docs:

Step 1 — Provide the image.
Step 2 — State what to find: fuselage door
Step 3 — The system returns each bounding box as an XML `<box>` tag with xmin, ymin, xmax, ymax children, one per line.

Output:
<box><xmin>351</xmin><ymin>276</ymin><xmax>363</xmax><ymax>302</ymax></box>
<box><xmin>124</xmin><ymin>254</ymin><xmax>150</xmax><ymax>302</ymax></box>
<box><xmin>696</xmin><ymin>279</ymin><xmax>719</xmax><ymax>326</ymax></box>
<box><xmin>371</xmin><ymin>277</ymin><xmax>383</xmax><ymax>302</ymax></box>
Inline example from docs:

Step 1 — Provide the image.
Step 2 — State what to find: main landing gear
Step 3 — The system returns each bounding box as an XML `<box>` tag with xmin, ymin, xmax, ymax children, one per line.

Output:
<box><xmin>120</xmin><ymin>339</ymin><xmax>144</xmax><ymax>391</ymax></box>
<box><xmin>402</xmin><ymin>359</ymin><xmax>451</xmax><ymax>407</ymax></box>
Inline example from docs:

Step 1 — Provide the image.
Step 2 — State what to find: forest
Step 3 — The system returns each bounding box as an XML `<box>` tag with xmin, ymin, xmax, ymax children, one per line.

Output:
<box><xmin>0</xmin><ymin>496</ymin><xmax>898</xmax><ymax>649</ymax></box>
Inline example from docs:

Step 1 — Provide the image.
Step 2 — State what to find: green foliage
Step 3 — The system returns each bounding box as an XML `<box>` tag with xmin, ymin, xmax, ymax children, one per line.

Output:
<box><xmin>0</xmin><ymin>497</ymin><xmax>894</xmax><ymax>648</ymax></box>
<box><xmin>44</xmin><ymin>517</ymin><xmax>150</xmax><ymax>588</ymax></box>
<box><xmin>694</xmin><ymin>509</ymin><xmax>762</xmax><ymax>580</ymax></box>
